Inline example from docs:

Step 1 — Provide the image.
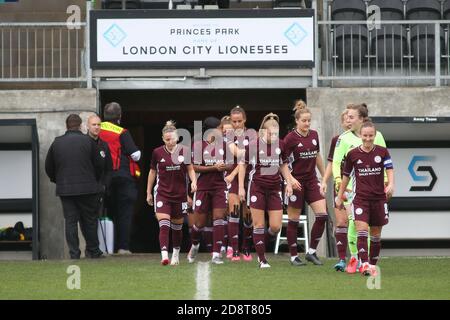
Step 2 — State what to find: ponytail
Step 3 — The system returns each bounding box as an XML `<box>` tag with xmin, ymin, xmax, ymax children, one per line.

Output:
<box><xmin>293</xmin><ymin>99</ymin><xmax>311</xmax><ymax>120</ymax></box>
<box><xmin>162</xmin><ymin>120</ymin><xmax>177</xmax><ymax>135</ymax></box>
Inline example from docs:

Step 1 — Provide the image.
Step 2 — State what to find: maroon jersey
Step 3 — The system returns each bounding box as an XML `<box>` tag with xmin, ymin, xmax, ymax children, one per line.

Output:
<box><xmin>246</xmin><ymin>138</ymin><xmax>287</xmax><ymax>190</ymax></box>
<box><xmin>284</xmin><ymin>129</ymin><xmax>320</xmax><ymax>181</ymax></box>
<box><xmin>225</xmin><ymin>129</ymin><xmax>257</xmax><ymax>175</ymax></box>
<box><xmin>150</xmin><ymin>145</ymin><xmax>189</xmax><ymax>202</ymax></box>
<box><xmin>328</xmin><ymin>134</ymin><xmax>344</xmax><ymax>178</ymax></box>
<box><xmin>192</xmin><ymin>140</ymin><xmax>227</xmax><ymax>191</ymax></box>
<box><xmin>343</xmin><ymin>146</ymin><xmax>393</xmax><ymax>201</ymax></box>
<box><xmin>327</xmin><ymin>135</ymin><xmax>339</xmax><ymax>162</ymax></box>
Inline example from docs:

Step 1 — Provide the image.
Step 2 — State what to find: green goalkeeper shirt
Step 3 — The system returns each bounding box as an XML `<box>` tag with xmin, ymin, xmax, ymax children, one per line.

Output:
<box><xmin>332</xmin><ymin>129</ymin><xmax>387</xmax><ymax>189</ymax></box>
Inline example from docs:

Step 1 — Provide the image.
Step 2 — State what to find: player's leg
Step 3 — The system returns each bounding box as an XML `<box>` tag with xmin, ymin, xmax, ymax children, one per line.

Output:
<box><xmin>286</xmin><ymin>187</ymin><xmax>306</xmax><ymax>266</ymax></box>
<box><xmin>227</xmin><ymin>192</ymin><xmax>241</xmax><ymax>260</ymax></box>
<box><xmin>241</xmin><ymin>204</ymin><xmax>253</xmax><ymax>261</ymax></box>
<box><xmin>156</xmin><ymin>211</ymin><xmax>171</xmax><ymax>266</ymax></box>
<box><xmin>251</xmin><ymin>208</ymin><xmax>268</xmax><ymax>268</ymax></box>
<box><xmin>187</xmin><ymin>191</ymin><xmax>209</xmax><ymax>263</ymax></box>
<box><xmin>170</xmin><ymin>212</ymin><xmax>184</xmax><ymax>266</ymax></box>
<box><xmin>211</xmin><ymin>190</ymin><xmax>227</xmax><ymax>264</ymax></box>
<box><xmin>305</xmin><ymin>198</ymin><xmax>328</xmax><ymax>266</ymax></box>
<box><xmin>334</xmin><ymin>205</ymin><xmax>349</xmax><ymax>271</ymax></box>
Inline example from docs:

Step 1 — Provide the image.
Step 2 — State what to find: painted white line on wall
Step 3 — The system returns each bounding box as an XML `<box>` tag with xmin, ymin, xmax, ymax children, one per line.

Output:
<box><xmin>195</xmin><ymin>262</ymin><xmax>210</xmax><ymax>300</ymax></box>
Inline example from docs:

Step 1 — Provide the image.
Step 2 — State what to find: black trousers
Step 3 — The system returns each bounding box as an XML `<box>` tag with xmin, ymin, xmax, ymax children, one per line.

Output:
<box><xmin>107</xmin><ymin>176</ymin><xmax>137</xmax><ymax>251</ymax></box>
<box><xmin>60</xmin><ymin>194</ymin><xmax>101</xmax><ymax>259</ymax></box>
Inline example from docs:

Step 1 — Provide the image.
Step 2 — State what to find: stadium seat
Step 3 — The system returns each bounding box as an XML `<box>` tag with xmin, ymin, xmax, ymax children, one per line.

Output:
<box><xmin>444</xmin><ymin>0</ymin><xmax>450</xmax><ymax>19</ymax></box>
<box><xmin>331</xmin><ymin>0</ymin><xmax>367</xmax><ymax>21</ymax></box>
<box><xmin>273</xmin><ymin>0</ymin><xmax>306</xmax><ymax>8</ymax></box>
<box><xmin>410</xmin><ymin>24</ymin><xmax>445</xmax><ymax>63</ymax></box>
<box><xmin>274</xmin><ymin>214</ymin><xmax>309</xmax><ymax>255</ymax></box>
<box><xmin>102</xmin><ymin>0</ymin><xmax>141</xmax><ymax>9</ymax></box>
<box><xmin>369</xmin><ymin>0</ymin><xmax>404</xmax><ymax>20</ymax></box>
<box><xmin>334</xmin><ymin>24</ymin><xmax>369</xmax><ymax>63</ymax></box>
<box><xmin>370</xmin><ymin>25</ymin><xmax>407</xmax><ymax>63</ymax></box>
<box><xmin>406</xmin><ymin>0</ymin><xmax>441</xmax><ymax>20</ymax></box>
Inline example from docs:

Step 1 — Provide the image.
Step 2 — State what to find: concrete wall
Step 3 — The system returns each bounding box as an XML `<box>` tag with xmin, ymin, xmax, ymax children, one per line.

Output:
<box><xmin>306</xmin><ymin>87</ymin><xmax>450</xmax><ymax>257</ymax></box>
<box><xmin>0</xmin><ymin>89</ymin><xmax>97</xmax><ymax>259</ymax></box>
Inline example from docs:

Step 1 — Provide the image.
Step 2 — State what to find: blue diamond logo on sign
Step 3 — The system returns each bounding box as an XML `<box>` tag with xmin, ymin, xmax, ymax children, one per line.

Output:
<box><xmin>103</xmin><ymin>23</ymin><xmax>127</xmax><ymax>47</ymax></box>
<box><xmin>284</xmin><ymin>23</ymin><xmax>308</xmax><ymax>46</ymax></box>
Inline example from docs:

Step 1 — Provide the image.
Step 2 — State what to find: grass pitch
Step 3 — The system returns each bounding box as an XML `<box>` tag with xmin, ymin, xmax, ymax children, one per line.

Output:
<box><xmin>0</xmin><ymin>254</ymin><xmax>449</xmax><ymax>300</ymax></box>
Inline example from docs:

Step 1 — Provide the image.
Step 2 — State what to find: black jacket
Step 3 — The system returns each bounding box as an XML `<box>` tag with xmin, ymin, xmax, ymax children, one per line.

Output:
<box><xmin>92</xmin><ymin>136</ymin><xmax>113</xmax><ymax>193</ymax></box>
<box><xmin>45</xmin><ymin>130</ymin><xmax>104</xmax><ymax>196</ymax></box>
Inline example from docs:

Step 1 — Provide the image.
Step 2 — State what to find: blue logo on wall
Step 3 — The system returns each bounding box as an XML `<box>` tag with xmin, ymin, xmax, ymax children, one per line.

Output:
<box><xmin>408</xmin><ymin>156</ymin><xmax>437</xmax><ymax>191</ymax></box>
<box><xmin>284</xmin><ymin>23</ymin><xmax>308</xmax><ymax>46</ymax></box>
<box><xmin>103</xmin><ymin>24</ymin><xmax>127</xmax><ymax>47</ymax></box>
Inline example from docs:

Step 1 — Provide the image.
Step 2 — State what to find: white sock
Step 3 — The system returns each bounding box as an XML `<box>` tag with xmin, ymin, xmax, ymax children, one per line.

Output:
<box><xmin>308</xmin><ymin>248</ymin><xmax>316</xmax><ymax>255</ymax></box>
<box><xmin>212</xmin><ymin>252</ymin><xmax>220</xmax><ymax>259</ymax></box>
<box><xmin>172</xmin><ymin>248</ymin><xmax>180</xmax><ymax>257</ymax></box>
<box><xmin>161</xmin><ymin>250</ymin><xmax>169</xmax><ymax>260</ymax></box>
<box><xmin>192</xmin><ymin>243</ymin><xmax>200</xmax><ymax>249</ymax></box>
<box><xmin>290</xmin><ymin>256</ymin><xmax>298</xmax><ymax>262</ymax></box>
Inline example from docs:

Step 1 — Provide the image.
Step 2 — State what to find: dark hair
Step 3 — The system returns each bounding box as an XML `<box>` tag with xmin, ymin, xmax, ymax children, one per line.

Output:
<box><xmin>204</xmin><ymin>116</ymin><xmax>221</xmax><ymax>130</ymax></box>
<box><xmin>347</xmin><ymin>103</ymin><xmax>369</xmax><ymax>121</ymax></box>
<box><xmin>66</xmin><ymin>114</ymin><xmax>82</xmax><ymax>130</ymax></box>
<box><xmin>360</xmin><ymin>119</ymin><xmax>375</xmax><ymax>131</ymax></box>
<box><xmin>230</xmin><ymin>105</ymin><xmax>246</xmax><ymax>120</ymax></box>
<box><xmin>103</xmin><ymin>102</ymin><xmax>122</xmax><ymax>123</ymax></box>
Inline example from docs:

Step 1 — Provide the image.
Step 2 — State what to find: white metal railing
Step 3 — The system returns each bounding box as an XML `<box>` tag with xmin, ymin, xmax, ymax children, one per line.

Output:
<box><xmin>318</xmin><ymin>20</ymin><xmax>450</xmax><ymax>86</ymax></box>
<box><xmin>0</xmin><ymin>22</ymin><xmax>87</xmax><ymax>82</ymax></box>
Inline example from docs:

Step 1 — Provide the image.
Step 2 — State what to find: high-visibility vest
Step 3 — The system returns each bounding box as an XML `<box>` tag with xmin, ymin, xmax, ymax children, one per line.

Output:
<box><xmin>100</xmin><ymin>122</ymin><xmax>141</xmax><ymax>178</ymax></box>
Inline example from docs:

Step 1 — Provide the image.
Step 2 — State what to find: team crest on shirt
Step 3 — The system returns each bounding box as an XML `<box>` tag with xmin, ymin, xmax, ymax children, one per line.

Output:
<box><xmin>374</xmin><ymin>156</ymin><xmax>382</xmax><ymax>163</ymax></box>
<box><xmin>100</xmin><ymin>150</ymin><xmax>106</xmax><ymax>158</ymax></box>
<box><xmin>275</xmin><ymin>148</ymin><xmax>281</xmax><ymax>155</ymax></box>
<box><xmin>178</xmin><ymin>155</ymin><xmax>185</xmax><ymax>163</ymax></box>
<box><xmin>355</xmin><ymin>208</ymin><xmax>363</xmax><ymax>215</ymax></box>
<box><xmin>219</xmin><ymin>149</ymin><xmax>224</xmax><ymax>155</ymax></box>
<box><xmin>156</xmin><ymin>201</ymin><xmax>163</xmax><ymax>208</ymax></box>
<box><xmin>312</xmin><ymin>139</ymin><xmax>317</xmax><ymax>146</ymax></box>
<box><xmin>243</xmin><ymin>139</ymin><xmax>249</xmax><ymax>146</ymax></box>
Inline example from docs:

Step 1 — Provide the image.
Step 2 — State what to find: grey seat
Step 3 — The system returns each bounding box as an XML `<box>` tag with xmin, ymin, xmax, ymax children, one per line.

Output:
<box><xmin>406</xmin><ymin>0</ymin><xmax>441</xmax><ymax>20</ymax></box>
<box><xmin>370</xmin><ymin>25</ymin><xmax>407</xmax><ymax>63</ymax></box>
<box><xmin>334</xmin><ymin>24</ymin><xmax>368</xmax><ymax>63</ymax></box>
<box><xmin>370</xmin><ymin>0</ymin><xmax>404</xmax><ymax>20</ymax></box>
<box><xmin>331</xmin><ymin>0</ymin><xmax>367</xmax><ymax>21</ymax></box>
<box><xmin>410</xmin><ymin>24</ymin><xmax>445</xmax><ymax>63</ymax></box>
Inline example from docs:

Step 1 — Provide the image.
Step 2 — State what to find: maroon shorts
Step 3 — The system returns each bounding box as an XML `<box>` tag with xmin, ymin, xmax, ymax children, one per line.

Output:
<box><xmin>286</xmin><ymin>177</ymin><xmax>324</xmax><ymax>210</ymax></box>
<box><xmin>193</xmin><ymin>189</ymin><xmax>227</xmax><ymax>214</ymax></box>
<box><xmin>154</xmin><ymin>195</ymin><xmax>188</xmax><ymax>219</ymax></box>
<box><xmin>228</xmin><ymin>175</ymin><xmax>249</xmax><ymax>195</ymax></box>
<box><xmin>248</xmin><ymin>182</ymin><xmax>283</xmax><ymax>211</ymax></box>
<box><xmin>351</xmin><ymin>197</ymin><xmax>389</xmax><ymax>227</ymax></box>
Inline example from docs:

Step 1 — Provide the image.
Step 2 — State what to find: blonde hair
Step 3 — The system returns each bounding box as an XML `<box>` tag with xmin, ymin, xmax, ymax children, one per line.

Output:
<box><xmin>162</xmin><ymin>120</ymin><xmax>177</xmax><ymax>136</ymax></box>
<box><xmin>340</xmin><ymin>109</ymin><xmax>349</xmax><ymax>124</ymax></box>
<box><xmin>293</xmin><ymin>99</ymin><xmax>311</xmax><ymax>120</ymax></box>
<box><xmin>260</xmin><ymin>112</ymin><xmax>280</xmax><ymax>131</ymax></box>
<box><xmin>220</xmin><ymin>115</ymin><xmax>232</xmax><ymax>126</ymax></box>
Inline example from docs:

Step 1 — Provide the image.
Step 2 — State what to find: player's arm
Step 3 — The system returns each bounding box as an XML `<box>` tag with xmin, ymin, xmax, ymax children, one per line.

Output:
<box><xmin>336</xmin><ymin>153</ymin><xmax>353</xmax><ymax>208</ymax></box>
<box><xmin>279</xmin><ymin>163</ymin><xmax>295</xmax><ymax>197</ymax></box>
<box><xmin>336</xmin><ymin>175</ymin><xmax>350</xmax><ymax>208</ymax></box>
<box><xmin>146</xmin><ymin>169</ymin><xmax>156</xmax><ymax>206</ymax></box>
<box><xmin>187</xmin><ymin>164</ymin><xmax>197</xmax><ymax>193</ymax></box>
<box><xmin>193</xmin><ymin>164</ymin><xmax>224</xmax><ymax>173</ymax></box>
<box><xmin>321</xmin><ymin>162</ymin><xmax>332</xmax><ymax>196</ymax></box>
<box><xmin>225</xmin><ymin>165</ymin><xmax>239</xmax><ymax>185</ymax></box>
<box><xmin>383</xmin><ymin>150</ymin><xmax>395</xmax><ymax>200</ymax></box>
<box><xmin>238</xmin><ymin>163</ymin><xmax>247</xmax><ymax>202</ymax></box>
<box><xmin>332</xmin><ymin>136</ymin><xmax>347</xmax><ymax>189</ymax></box>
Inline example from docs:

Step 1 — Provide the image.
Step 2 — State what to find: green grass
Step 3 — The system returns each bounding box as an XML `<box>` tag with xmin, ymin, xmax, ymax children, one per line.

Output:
<box><xmin>0</xmin><ymin>254</ymin><xmax>449</xmax><ymax>300</ymax></box>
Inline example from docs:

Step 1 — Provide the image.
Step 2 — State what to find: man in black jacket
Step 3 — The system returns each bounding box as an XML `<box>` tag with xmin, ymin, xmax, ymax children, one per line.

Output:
<box><xmin>45</xmin><ymin>114</ymin><xmax>105</xmax><ymax>259</ymax></box>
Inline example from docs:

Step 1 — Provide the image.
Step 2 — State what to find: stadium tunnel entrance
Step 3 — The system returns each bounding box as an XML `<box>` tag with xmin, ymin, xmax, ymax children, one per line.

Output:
<box><xmin>99</xmin><ymin>88</ymin><xmax>306</xmax><ymax>253</ymax></box>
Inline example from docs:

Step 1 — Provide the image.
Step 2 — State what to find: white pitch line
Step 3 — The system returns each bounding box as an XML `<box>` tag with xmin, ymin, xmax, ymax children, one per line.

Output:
<box><xmin>195</xmin><ymin>262</ymin><xmax>210</xmax><ymax>300</ymax></box>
